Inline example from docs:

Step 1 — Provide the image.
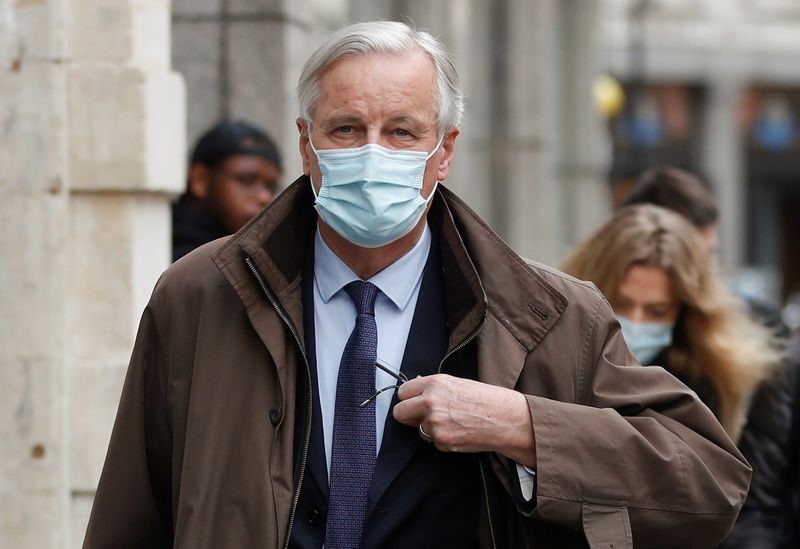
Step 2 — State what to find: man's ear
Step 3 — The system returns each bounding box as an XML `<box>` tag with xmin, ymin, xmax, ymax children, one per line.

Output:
<box><xmin>188</xmin><ymin>164</ymin><xmax>212</xmax><ymax>201</ymax></box>
<box><xmin>435</xmin><ymin>128</ymin><xmax>460</xmax><ymax>181</ymax></box>
<box><xmin>297</xmin><ymin>117</ymin><xmax>312</xmax><ymax>176</ymax></box>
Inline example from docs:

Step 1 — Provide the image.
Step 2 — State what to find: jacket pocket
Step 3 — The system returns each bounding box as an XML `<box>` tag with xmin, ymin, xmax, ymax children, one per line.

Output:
<box><xmin>581</xmin><ymin>503</ymin><xmax>632</xmax><ymax>549</ymax></box>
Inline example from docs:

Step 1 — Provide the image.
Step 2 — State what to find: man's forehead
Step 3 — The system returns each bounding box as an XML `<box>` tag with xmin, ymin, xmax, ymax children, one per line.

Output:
<box><xmin>314</xmin><ymin>51</ymin><xmax>437</xmax><ymax>123</ymax></box>
<box><xmin>320</xmin><ymin>53</ymin><xmax>435</xmax><ymax>89</ymax></box>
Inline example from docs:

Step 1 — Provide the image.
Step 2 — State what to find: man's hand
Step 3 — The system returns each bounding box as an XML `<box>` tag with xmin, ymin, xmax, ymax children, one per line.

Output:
<box><xmin>392</xmin><ymin>374</ymin><xmax>537</xmax><ymax>467</ymax></box>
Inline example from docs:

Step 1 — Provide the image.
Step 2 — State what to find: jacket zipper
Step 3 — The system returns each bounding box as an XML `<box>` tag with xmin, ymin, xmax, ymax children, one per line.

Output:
<box><xmin>245</xmin><ymin>257</ymin><xmax>313</xmax><ymax>549</ymax></box>
<box><xmin>437</xmin><ymin>318</ymin><xmax>496</xmax><ymax>549</ymax></box>
<box><xmin>478</xmin><ymin>459</ymin><xmax>498</xmax><ymax>549</ymax></box>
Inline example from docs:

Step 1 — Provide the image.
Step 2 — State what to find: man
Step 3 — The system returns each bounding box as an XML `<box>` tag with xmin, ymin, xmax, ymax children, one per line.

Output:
<box><xmin>84</xmin><ymin>22</ymin><xmax>750</xmax><ymax>548</ymax></box>
<box><xmin>172</xmin><ymin>119</ymin><xmax>282</xmax><ymax>261</ymax></box>
<box><xmin>623</xmin><ymin>167</ymin><xmax>720</xmax><ymax>253</ymax></box>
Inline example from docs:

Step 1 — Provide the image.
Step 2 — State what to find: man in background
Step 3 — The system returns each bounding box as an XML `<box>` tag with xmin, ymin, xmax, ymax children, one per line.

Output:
<box><xmin>172</xmin><ymin>119</ymin><xmax>282</xmax><ymax>261</ymax></box>
<box><xmin>623</xmin><ymin>166</ymin><xmax>720</xmax><ymax>253</ymax></box>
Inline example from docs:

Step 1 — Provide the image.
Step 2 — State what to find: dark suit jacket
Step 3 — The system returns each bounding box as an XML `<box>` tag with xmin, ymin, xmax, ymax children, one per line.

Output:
<box><xmin>290</xmin><ymin>232</ymin><xmax>482</xmax><ymax>549</ymax></box>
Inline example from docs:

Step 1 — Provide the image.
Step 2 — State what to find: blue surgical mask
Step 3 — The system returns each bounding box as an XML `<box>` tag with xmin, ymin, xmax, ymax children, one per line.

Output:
<box><xmin>616</xmin><ymin>315</ymin><xmax>674</xmax><ymax>365</ymax></box>
<box><xmin>309</xmin><ymin>137</ymin><xmax>442</xmax><ymax>248</ymax></box>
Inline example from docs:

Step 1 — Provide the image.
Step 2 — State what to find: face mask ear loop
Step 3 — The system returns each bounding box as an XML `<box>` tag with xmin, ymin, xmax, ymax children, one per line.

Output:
<box><xmin>306</xmin><ymin>121</ymin><xmax>322</xmax><ymax>202</ymax></box>
<box><xmin>423</xmin><ymin>180</ymin><xmax>440</xmax><ymax>205</ymax></box>
<box><xmin>425</xmin><ymin>133</ymin><xmax>446</xmax><ymax>161</ymax></box>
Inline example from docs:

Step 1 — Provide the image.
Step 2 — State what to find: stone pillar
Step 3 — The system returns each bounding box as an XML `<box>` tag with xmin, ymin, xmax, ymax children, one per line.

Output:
<box><xmin>703</xmin><ymin>78</ymin><xmax>746</xmax><ymax>276</ymax></box>
<box><xmin>0</xmin><ymin>1</ymin><xmax>185</xmax><ymax>547</ymax></box>
<box><xmin>554</xmin><ymin>0</ymin><xmax>610</xmax><ymax>256</ymax></box>
<box><xmin>0</xmin><ymin>4</ymin><xmax>70</xmax><ymax>546</ymax></box>
<box><xmin>503</xmin><ymin>0</ymin><xmax>562</xmax><ymax>264</ymax></box>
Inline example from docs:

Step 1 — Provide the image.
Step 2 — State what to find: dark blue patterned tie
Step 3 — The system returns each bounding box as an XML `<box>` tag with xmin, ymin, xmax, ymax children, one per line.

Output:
<box><xmin>324</xmin><ymin>280</ymin><xmax>379</xmax><ymax>549</ymax></box>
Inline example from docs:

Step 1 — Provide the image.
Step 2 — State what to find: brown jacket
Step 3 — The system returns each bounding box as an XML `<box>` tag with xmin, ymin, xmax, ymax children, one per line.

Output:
<box><xmin>83</xmin><ymin>177</ymin><xmax>751</xmax><ymax>549</ymax></box>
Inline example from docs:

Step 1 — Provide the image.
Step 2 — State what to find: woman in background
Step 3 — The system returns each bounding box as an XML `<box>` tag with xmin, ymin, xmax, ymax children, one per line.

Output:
<box><xmin>562</xmin><ymin>204</ymin><xmax>779</xmax><ymax>440</ymax></box>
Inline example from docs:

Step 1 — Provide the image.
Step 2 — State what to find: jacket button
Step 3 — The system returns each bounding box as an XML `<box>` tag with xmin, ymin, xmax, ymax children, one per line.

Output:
<box><xmin>307</xmin><ymin>508</ymin><xmax>320</xmax><ymax>525</ymax></box>
<box><xmin>269</xmin><ymin>406</ymin><xmax>282</xmax><ymax>426</ymax></box>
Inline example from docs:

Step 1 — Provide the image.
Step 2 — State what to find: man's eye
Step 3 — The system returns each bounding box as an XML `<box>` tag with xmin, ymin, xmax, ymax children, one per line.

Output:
<box><xmin>336</xmin><ymin>126</ymin><xmax>353</xmax><ymax>134</ymax></box>
<box><xmin>394</xmin><ymin>128</ymin><xmax>410</xmax><ymax>137</ymax></box>
<box><xmin>232</xmin><ymin>173</ymin><xmax>258</xmax><ymax>186</ymax></box>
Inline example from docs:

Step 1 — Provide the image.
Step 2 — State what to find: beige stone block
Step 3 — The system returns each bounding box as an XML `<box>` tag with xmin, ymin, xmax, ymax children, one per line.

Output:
<box><xmin>0</xmin><ymin>0</ymin><xmax>66</xmax><ymax>64</ymax></box>
<box><xmin>68</xmin><ymin>0</ymin><xmax>133</xmax><ymax>64</ymax></box>
<box><xmin>69</xmin><ymin>0</ymin><xmax>169</xmax><ymax>70</ymax></box>
<box><xmin>131</xmin><ymin>0</ymin><xmax>171</xmax><ymax>71</ymax></box>
<box><xmin>68</xmin><ymin>363</ymin><xmax>127</xmax><ymax>492</ymax></box>
<box><xmin>0</xmin><ymin>194</ymin><xmax>69</xmax><ymax>361</ymax></box>
<box><xmin>0</xmin><ymin>62</ymin><xmax>68</xmax><ymax>195</ymax></box>
<box><xmin>0</xmin><ymin>354</ymin><xmax>68</xmax><ymax>549</ymax></box>
<box><xmin>68</xmin><ymin>65</ymin><xmax>185</xmax><ymax>193</ymax></box>
<box><xmin>131</xmin><ymin>193</ymin><xmax>172</xmax><ymax>322</ymax></box>
<box><xmin>68</xmin><ymin>192</ymin><xmax>171</xmax><ymax>361</ymax></box>
<box><xmin>70</xmin><ymin>492</ymin><xmax>94</xmax><ymax>549</ymax></box>
<box><xmin>0</xmin><ymin>1</ymin><xmax>18</xmax><ymax>63</ymax></box>
<box><xmin>144</xmin><ymin>71</ymin><xmax>187</xmax><ymax>194</ymax></box>
<box><xmin>68</xmin><ymin>193</ymin><xmax>137</xmax><ymax>359</ymax></box>
<box><xmin>68</xmin><ymin>65</ymin><xmax>146</xmax><ymax>190</ymax></box>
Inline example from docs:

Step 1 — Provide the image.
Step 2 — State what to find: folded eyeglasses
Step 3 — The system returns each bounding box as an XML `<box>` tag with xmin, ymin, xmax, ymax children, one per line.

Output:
<box><xmin>359</xmin><ymin>360</ymin><xmax>408</xmax><ymax>408</ymax></box>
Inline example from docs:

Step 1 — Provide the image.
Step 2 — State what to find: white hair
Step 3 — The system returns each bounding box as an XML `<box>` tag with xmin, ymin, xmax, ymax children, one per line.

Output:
<box><xmin>297</xmin><ymin>21</ymin><xmax>464</xmax><ymax>134</ymax></box>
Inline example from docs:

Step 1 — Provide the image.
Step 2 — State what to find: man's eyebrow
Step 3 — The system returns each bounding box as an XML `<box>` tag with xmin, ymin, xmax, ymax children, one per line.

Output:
<box><xmin>320</xmin><ymin>115</ymin><xmax>363</xmax><ymax>129</ymax></box>
<box><xmin>388</xmin><ymin>114</ymin><xmax>427</xmax><ymax>130</ymax></box>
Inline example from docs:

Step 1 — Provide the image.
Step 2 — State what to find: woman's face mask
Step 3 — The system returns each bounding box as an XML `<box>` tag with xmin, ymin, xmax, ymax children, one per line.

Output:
<box><xmin>612</xmin><ymin>264</ymin><xmax>681</xmax><ymax>364</ymax></box>
<box><xmin>309</xmin><ymin>137</ymin><xmax>443</xmax><ymax>248</ymax></box>
<box><xmin>615</xmin><ymin>315</ymin><xmax>675</xmax><ymax>365</ymax></box>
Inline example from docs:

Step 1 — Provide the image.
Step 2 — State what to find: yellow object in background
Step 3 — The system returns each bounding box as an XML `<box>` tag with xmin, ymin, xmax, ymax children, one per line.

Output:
<box><xmin>593</xmin><ymin>75</ymin><xmax>625</xmax><ymax>118</ymax></box>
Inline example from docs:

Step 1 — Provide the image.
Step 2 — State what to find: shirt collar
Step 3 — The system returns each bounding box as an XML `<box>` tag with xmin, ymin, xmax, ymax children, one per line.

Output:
<box><xmin>314</xmin><ymin>224</ymin><xmax>432</xmax><ymax>311</ymax></box>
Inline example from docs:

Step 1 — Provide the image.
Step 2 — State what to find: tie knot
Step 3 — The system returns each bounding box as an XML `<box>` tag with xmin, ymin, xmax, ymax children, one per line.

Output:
<box><xmin>344</xmin><ymin>280</ymin><xmax>379</xmax><ymax>316</ymax></box>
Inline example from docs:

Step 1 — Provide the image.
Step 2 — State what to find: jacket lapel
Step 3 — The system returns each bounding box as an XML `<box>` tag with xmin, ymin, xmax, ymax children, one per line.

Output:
<box><xmin>434</xmin><ymin>186</ymin><xmax>568</xmax><ymax>390</ymax></box>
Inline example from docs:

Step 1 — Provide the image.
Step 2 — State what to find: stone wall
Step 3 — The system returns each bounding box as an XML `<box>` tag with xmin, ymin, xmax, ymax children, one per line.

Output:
<box><xmin>0</xmin><ymin>1</ymin><xmax>185</xmax><ymax>547</ymax></box>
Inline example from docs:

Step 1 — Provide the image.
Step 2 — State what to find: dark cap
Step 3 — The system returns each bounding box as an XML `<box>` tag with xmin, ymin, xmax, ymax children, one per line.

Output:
<box><xmin>190</xmin><ymin>119</ymin><xmax>282</xmax><ymax>171</ymax></box>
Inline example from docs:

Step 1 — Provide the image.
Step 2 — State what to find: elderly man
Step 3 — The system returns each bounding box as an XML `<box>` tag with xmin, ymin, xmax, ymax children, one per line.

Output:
<box><xmin>84</xmin><ymin>21</ymin><xmax>750</xmax><ymax>549</ymax></box>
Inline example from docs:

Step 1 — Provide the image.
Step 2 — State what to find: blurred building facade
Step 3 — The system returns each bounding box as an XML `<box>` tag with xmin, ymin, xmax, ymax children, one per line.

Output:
<box><xmin>599</xmin><ymin>0</ymin><xmax>800</xmax><ymax>305</ymax></box>
<box><xmin>3</xmin><ymin>0</ymin><xmax>800</xmax><ymax>547</ymax></box>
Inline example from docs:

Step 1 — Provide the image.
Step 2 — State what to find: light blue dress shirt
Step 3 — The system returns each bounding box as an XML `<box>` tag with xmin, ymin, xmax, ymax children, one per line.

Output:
<box><xmin>312</xmin><ymin>223</ymin><xmax>535</xmax><ymax>499</ymax></box>
<box><xmin>313</xmin><ymin>224</ymin><xmax>431</xmax><ymax>473</ymax></box>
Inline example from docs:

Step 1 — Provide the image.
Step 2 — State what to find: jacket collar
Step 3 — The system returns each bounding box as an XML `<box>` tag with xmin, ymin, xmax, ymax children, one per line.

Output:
<box><xmin>212</xmin><ymin>175</ymin><xmax>567</xmax><ymax>388</ymax></box>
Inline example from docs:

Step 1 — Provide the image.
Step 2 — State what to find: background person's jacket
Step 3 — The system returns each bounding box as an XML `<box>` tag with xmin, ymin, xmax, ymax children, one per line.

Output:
<box><xmin>722</xmin><ymin>334</ymin><xmax>800</xmax><ymax>549</ymax></box>
<box><xmin>83</xmin><ymin>176</ymin><xmax>752</xmax><ymax>549</ymax></box>
<box><xmin>171</xmin><ymin>196</ymin><xmax>228</xmax><ymax>262</ymax></box>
